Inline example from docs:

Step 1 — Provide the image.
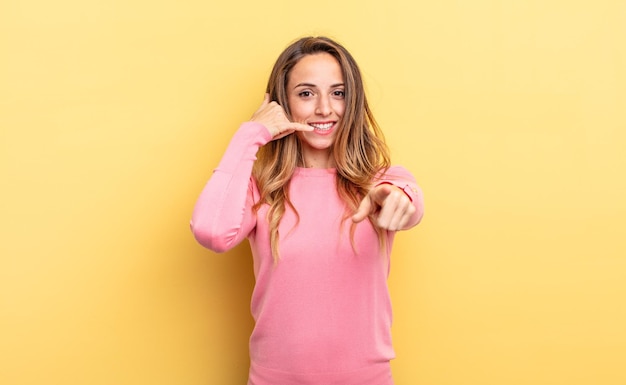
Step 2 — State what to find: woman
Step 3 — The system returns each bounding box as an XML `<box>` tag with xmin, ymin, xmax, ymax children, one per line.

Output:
<box><xmin>191</xmin><ymin>36</ymin><xmax>424</xmax><ymax>385</ymax></box>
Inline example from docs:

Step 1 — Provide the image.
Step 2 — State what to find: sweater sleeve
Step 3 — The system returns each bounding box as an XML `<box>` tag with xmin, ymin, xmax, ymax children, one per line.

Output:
<box><xmin>376</xmin><ymin>166</ymin><xmax>425</xmax><ymax>229</ymax></box>
<box><xmin>190</xmin><ymin>122</ymin><xmax>273</xmax><ymax>252</ymax></box>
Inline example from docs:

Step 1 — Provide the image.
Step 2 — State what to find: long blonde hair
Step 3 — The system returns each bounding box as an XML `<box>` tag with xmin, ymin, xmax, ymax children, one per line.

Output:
<box><xmin>252</xmin><ymin>36</ymin><xmax>390</xmax><ymax>260</ymax></box>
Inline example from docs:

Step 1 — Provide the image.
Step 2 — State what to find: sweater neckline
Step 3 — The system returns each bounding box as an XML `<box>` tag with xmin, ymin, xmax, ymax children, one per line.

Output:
<box><xmin>293</xmin><ymin>167</ymin><xmax>337</xmax><ymax>177</ymax></box>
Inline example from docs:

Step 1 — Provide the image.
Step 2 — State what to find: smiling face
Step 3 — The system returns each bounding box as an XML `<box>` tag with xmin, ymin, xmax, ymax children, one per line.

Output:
<box><xmin>286</xmin><ymin>52</ymin><xmax>346</xmax><ymax>168</ymax></box>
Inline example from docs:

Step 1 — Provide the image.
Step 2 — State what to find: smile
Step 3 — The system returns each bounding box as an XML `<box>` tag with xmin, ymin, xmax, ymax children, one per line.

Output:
<box><xmin>308</xmin><ymin>122</ymin><xmax>334</xmax><ymax>131</ymax></box>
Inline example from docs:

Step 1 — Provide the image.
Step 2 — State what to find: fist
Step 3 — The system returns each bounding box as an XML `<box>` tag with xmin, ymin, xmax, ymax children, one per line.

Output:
<box><xmin>250</xmin><ymin>94</ymin><xmax>312</xmax><ymax>140</ymax></box>
<box><xmin>352</xmin><ymin>184</ymin><xmax>416</xmax><ymax>231</ymax></box>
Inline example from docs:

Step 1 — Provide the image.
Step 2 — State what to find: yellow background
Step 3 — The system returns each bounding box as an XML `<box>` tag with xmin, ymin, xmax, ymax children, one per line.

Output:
<box><xmin>2</xmin><ymin>1</ymin><xmax>625</xmax><ymax>384</ymax></box>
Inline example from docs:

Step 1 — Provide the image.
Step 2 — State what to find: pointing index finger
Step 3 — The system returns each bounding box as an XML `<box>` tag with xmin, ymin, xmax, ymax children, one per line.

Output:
<box><xmin>372</xmin><ymin>184</ymin><xmax>393</xmax><ymax>205</ymax></box>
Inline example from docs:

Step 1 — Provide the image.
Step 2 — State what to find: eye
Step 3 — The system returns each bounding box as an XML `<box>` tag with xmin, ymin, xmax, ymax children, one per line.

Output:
<box><xmin>333</xmin><ymin>89</ymin><xmax>345</xmax><ymax>98</ymax></box>
<box><xmin>298</xmin><ymin>90</ymin><xmax>313</xmax><ymax>98</ymax></box>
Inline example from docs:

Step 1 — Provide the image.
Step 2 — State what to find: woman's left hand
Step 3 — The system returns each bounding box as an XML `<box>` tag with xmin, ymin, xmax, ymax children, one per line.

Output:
<box><xmin>352</xmin><ymin>184</ymin><xmax>416</xmax><ymax>231</ymax></box>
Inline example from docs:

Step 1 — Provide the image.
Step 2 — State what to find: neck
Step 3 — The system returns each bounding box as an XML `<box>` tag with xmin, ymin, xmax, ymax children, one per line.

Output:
<box><xmin>300</xmin><ymin>147</ymin><xmax>335</xmax><ymax>169</ymax></box>
<box><xmin>302</xmin><ymin>155</ymin><xmax>335</xmax><ymax>169</ymax></box>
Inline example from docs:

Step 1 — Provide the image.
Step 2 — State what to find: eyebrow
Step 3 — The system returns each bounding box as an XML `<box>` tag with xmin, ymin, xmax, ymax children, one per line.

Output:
<box><xmin>293</xmin><ymin>82</ymin><xmax>345</xmax><ymax>89</ymax></box>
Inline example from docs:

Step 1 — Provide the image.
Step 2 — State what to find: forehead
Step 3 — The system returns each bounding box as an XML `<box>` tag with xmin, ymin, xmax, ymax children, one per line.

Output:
<box><xmin>288</xmin><ymin>52</ymin><xmax>344</xmax><ymax>86</ymax></box>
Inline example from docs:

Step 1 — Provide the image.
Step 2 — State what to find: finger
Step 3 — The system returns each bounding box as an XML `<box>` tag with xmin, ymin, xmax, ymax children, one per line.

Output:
<box><xmin>352</xmin><ymin>195</ymin><xmax>373</xmax><ymax>223</ymax></box>
<box><xmin>273</xmin><ymin>122</ymin><xmax>313</xmax><ymax>134</ymax></box>
<box><xmin>289</xmin><ymin>122</ymin><xmax>314</xmax><ymax>132</ymax></box>
<box><xmin>272</xmin><ymin>129</ymin><xmax>295</xmax><ymax>141</ymax></box>
<box><xmin>395</xmin><ymin>205</ymin><xmax>416</xmax><ymax>230</ymax></box>
<box><xmin>370</xmin><ymin>184</ymin><xmax>394</xmax><ymax>206</ymax></box>
<box><xmin>384</xmin><ymin>204</ymin><xmax>409</xmax><ymax>230</ymax></box>
<box><xmin>374</xmin><ymin>192</ymin><xmax>400</xmax><ymax>229</ymax></box>
<box><xmin>251</xmin><ymin>94</ymin><xmax>273</xmax><ymax>120</ymax></box>
<box><xmin>353</xmin><ymin>185</ymin><xmax>391</xmax><ymax>224</ymax></box>
<box><xmin>376</xmin><ymin>190</ymin><xmax>415</xmax><ymax>230</ymax></box>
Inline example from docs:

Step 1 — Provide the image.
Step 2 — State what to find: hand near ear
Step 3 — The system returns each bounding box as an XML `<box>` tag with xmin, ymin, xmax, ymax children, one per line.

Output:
<box><xmin>352</xmin><ymin>184</ymin><xmax>417</xmax><ymax>231</ymax></box>
<box><xmin>250</xmin><ymin>94</ymin><xmax>312</xmax><ymax>140</ymax></box>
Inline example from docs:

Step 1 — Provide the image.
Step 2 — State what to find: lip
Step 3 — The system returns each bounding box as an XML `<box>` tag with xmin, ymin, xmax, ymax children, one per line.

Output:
<box><xmin>307</xmin><ymin>121</ymin><xmax>337</xmax><ymax>136</ymax></box>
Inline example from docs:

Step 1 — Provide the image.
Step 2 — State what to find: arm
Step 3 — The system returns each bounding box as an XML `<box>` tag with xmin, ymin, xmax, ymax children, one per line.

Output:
<box><xmin>352</xmin><ymin>166</ymin><xmax>424</xmax><ymax>231</ymax></box>
<box><xmin>190</xmin><ymin>122</ymin><xmax>271</xmax><ymax>252</ymax></box>
<box><xmin>191</xmin><ymin>95</ymin><xmax>312</xmax><ymax>252</ymax></box>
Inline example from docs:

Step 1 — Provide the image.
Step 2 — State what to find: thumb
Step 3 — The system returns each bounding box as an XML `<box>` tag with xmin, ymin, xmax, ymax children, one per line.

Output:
<box><xmin>352</xmin><ymin>195</ymin><xmax>373</xmax><ymax>223</ymax></box>
<box><xmin>261</xmin><ymin>93</ymin><xmax>270</xmax><ymax>106</ymax></box>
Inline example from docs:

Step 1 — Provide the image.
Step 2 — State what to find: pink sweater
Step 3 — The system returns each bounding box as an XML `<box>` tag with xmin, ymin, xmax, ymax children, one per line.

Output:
<box><xmin>191</xmin><ymin>122</ymin><xmax>424</xmax><ymax>385</ymax></box>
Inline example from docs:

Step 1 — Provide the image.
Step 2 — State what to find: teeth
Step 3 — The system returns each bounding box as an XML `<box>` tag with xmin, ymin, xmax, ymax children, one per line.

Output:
<box><xmin>309</xmin><ymin>122</ymin><xmax>333</xmax><ymax>130</ymax></box>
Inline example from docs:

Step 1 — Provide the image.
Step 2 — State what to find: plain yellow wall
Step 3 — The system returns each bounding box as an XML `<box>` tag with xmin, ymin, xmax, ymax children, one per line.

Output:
<box><xmin>2</xmin><ymin>1</ymin><xmax>625</xmax><ymax>384</ymax></box>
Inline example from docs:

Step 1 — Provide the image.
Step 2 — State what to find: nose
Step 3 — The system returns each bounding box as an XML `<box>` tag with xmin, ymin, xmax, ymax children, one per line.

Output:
<box><xmin>315</xmin><ymin>95</ymin><xmax>332</xmax><ymax>117</ymax></box>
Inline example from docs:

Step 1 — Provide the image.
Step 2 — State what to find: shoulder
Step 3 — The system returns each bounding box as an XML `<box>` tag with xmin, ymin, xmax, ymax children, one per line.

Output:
<box><xmin>375</xmin><ymin>165</ymin><xmax>417</xmax><ymax>183</ymax></box>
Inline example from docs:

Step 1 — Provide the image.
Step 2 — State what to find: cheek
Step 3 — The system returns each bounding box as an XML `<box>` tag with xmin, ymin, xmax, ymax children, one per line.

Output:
<box><xmin>334</xmin><ymin>100</ymin><xmax>346</xmax><ymax>117</ymax></box>
<box><xmin>288</xmin><ymin>99</ymin><xmax>311</xmax><ymax>120</ymax></box>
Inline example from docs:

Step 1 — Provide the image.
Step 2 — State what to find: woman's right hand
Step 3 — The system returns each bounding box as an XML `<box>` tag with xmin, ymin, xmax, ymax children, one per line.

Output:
<box><xmin>250</xmin><ymin>94</ymin><xmax>313</xmax><ymax>140</ymax></box>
